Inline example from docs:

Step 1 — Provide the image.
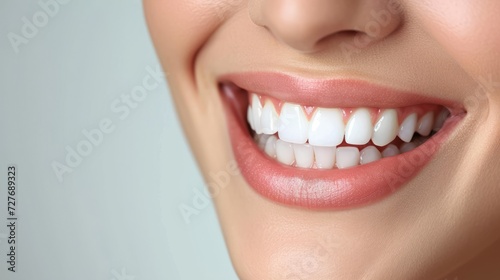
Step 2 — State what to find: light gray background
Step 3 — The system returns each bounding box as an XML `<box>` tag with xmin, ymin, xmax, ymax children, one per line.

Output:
<box><xmin>0</xmin><ymin>1</ymin><xmax>237</xmax><ymax>279</ymax></box>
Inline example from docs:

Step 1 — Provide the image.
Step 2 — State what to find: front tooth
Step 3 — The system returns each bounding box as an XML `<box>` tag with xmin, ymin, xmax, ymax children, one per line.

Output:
<box><xmin>398</xmin><ymin>113</ymin><xmax>417</xmax><ymax>143</ymax></box>
<box><xmin>278</xmin><ymin>103</ymin><xmax>309</xmax><ymax>144</ymax></box>
<box><xmin>261</xmin><ymin>101</ymin><xmax>280</xmax><ymax>135</ymax></box>
<box><xmin>382</xmin><ymin>144</ymin><xmax>400</xmax><ymax>157</ymax></box>
<box><xmin>360</xmin><ymin>146</ymin><xmax>382</xmax><ymax>165</ymax></box>
<box><xmin>336</xmin><ymin>147</ymin><xmax>360</xmax><ymax>169</ymax></box>
<box><xmin>313</xmin><ymin>146</ymin><xmax>336</xmax><ymax>169</ymax></box>
<box><xmin>372</xmin><ymin>109</ymin><xmax>399</xmax><ymax>146</ymax></box>
<box><xmin>416</xmin><ymin>112</ymin><xmax>434</xmax><ymax>136</ymax></box>
<box><xmin>433</xmin><ymin>109</ymin><xmax>449</xmax><ymax>131</ymax></box>
<box><xmin>247</xmin><ymin>106</ymin><xmax>255</xmax><ymax>130</ymax></box>
<box><xmin>276</xmin><ymin>140</ymin><xmax>295</xmax><ymax>165</ymax></box>
<box><xmin>264</xmin><ymin>135</ymin><xmax>277</xmax><ymax>158</ymax></box>
<box><xmin>251</xmin><ymin>94</ymin><xmax>263</xmax><ymax>134</ymax></box>
<box><xmin>293</xmin><ymin>144</ymin><xmax>314</xmax><ymax>168</ymax></box>
<box><xmin>345</xmin><ymin>108</ymin><xmax>373</xmax><ymax>145</ymax></box>
<box><xmin>308</xmin><ymin>108</ymin><xmax>345</xmax><ymax>147</ymax></box>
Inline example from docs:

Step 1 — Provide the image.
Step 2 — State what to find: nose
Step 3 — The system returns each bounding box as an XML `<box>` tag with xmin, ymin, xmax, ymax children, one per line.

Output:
<box><xmin>249</xmin><ymin>0</ymin><xmax>403</xmax><ymax>53</ymax></box>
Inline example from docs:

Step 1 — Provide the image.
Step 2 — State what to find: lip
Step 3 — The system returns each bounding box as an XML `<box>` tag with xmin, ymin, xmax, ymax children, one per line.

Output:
<box><xmin>219</xmin><ymin>72</ymin><xmax>464</xmax><ymax>209</ymax></box>
<box><xmin>220</xmin><ymin>72</ymin><xmax>464</xmax><ymax>111</ymax></box>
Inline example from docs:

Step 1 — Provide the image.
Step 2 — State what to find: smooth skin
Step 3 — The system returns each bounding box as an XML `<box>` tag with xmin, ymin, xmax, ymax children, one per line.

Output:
<box><xmin>144</xmin><ymin>1</ymin><xmax>500</xmax><ymax>279</ymax></box>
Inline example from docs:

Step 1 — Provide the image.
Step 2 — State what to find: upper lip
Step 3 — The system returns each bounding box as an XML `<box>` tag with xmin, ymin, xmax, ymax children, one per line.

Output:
<box><xmin>219</xmin><ymin>72</ymin><xmax>464</xmax><ymax>112</ymax></box>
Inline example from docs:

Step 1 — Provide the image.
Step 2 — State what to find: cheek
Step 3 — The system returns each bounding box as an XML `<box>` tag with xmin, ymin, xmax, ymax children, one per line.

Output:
<box><xmin>411</xmin><ymin>1</ymin><xmax>500</xmax><ymax>79</ymax></box>
<box><xmin>144</xmin><ymin>0</ymin><xmax>233</xmax><ymax>165</ymax></box>
<box><xmin>143</xmin><ymin>0</ymin><xmax>224</xmax><ymax>71</ymax></box>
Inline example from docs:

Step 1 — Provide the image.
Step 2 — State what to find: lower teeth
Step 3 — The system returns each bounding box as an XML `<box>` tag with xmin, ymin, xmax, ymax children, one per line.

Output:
<box><xmin>254</xmin><ymin>133</ymin><xmax>430</xmax><ymax>170</ymax></box>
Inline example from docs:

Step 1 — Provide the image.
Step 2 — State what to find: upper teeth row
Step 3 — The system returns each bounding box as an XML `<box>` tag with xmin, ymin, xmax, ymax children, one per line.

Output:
<box><xmin>247</xmin><ymin>94</ymin><xmax>449</xmax><ymax>147</ymax></box>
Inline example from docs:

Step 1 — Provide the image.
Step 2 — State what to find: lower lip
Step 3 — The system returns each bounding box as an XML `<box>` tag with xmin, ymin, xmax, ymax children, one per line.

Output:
<box><xmin>223</xmin><ymin>95</ymin><xmax>462</xmax><ymax>210</ymax></box>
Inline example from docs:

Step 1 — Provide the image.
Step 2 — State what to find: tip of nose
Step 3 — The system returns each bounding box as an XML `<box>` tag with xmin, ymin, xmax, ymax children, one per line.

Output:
<box><xmin>250</xmin><ymin>0</ymin><xmax>403</xmax><ymax>54</ymax></box>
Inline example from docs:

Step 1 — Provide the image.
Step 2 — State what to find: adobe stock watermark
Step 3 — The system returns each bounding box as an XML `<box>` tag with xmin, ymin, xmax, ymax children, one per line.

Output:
<box><xmin>213</xmin><ymin>0</ymin><xmax>243</xmax><ymax>21</ymax></box>
<box><xmin>464</xmin><ymin>74</ymin><xmax>500</xmax><ymax>110</ymax></box>
<box><xmin>285</xmin><ymin>232</ymin><xmax>343</xmax><ymax>280</ymax></box>
<box><xmin>51</xmin><ymin>65</ymin><xmax>165</xmax><ymax>183</ymax></box>
<box><xmin>110</xmin><ymin>267</ymin><xmax>135</xmax><ymax>280</ymax></box>
<box><xmin>339</xmin><ymin>0</ymin><xmax>403</xmax><ymax>63</ymax></box>
<box><xmin>383</xmin><ymin>74</ymin><xmax>499</xmax><ymax>188</ymax></box>
<box><xmin>382</xmin><ymin>127</ymin><xmax>449</xmax><ymax>191</ymax></box>
<box><xmin>7</xmin><ymin>0</ymin><xmax>72</xmax><ymax>54</ymax></box>
<box><xmin>178</xmin><ymin>159</ymin><xmax>240</xmax><ymax>224</ymax></box>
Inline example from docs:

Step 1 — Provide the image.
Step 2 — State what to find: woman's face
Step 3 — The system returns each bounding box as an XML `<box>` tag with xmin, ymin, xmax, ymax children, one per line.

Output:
<box><xmin>144</xmin><ymin>1</ymin><xmax>500</xmax><ymax>279</ymax></box>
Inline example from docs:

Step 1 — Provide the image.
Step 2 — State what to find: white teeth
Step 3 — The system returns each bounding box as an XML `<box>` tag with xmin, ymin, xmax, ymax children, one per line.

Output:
<box><xmin>308</xmin><ymin>108</ymin><xmax>345</xmax><ymax>147</ymax></box>
<box><xmin>433</xmin><ymin>109</ymin><xmax>449</xmax><ymax>131</ymax></box>
<box><xmin>417</xmin><ymin>112</ymin><xmax>434</xmax><ymax>136</ymax></box>
<box><xmin>372</xmin><ymin>109</ymin><xmax>399</xmax><ymax>146</ymax></box>
<box><xmin>264</xmin><ymin>135</ymin><xmax>277</xmax><ymax>158</ymax></box>
<box><xmin>278</xmin><ymin>103</ymin><xmax>309</xmax><ymax>144</ymax></box>
<box><xmin>398</xmin><ymin>113</ymin><xmax>417</xmax><ymax>143</ymax></box>
<box><xmin>276</xmin><ymin>140</ymin><xmax>295</xmax><ymax>165</ymax></box>
<box><xmin>313</xmin><ymin>146</ymin><xmax>336</xmax><ymax>169</ymax></box>
<box><xmin>293</xmin><ymin>144</ymin><xmax>314</xmax><ymax>168</ymax></box>
<box><xmin>247</xmin><ymin>106</ymin><xmax>255</xmax><ymax>131</ymax></box>
<box><xmin>382</xmin><ymin>144</ymin><xmax>400</xmax><ymax>158</ymax></box>
<box><xmin>261</xmin><ymin>101</ymin><xmax>280</xmax><ymax>135</ymax></box>
<box><xmin>251</xmin><ymin>94</ymin><xmax>263</xmax><ymax>134</ymax></box>
<box><xmin>336</xmin><ymin>147</ymin><xmax>360</xmax><ymax>169</ymax></box>
<box><xmin>400</xmin><ymin>142</ymin><xmax>417</xmax><ymax>153</ymax></box>
<box><xmin>247</xmin><ymin>95</ymin><xmax>446</xmax><ymax>169</ymax></box>
<box><xmin>345</xmin><ymin>108</ymin><xmax>373</xmax><ymax>145</ymax></box>
<box><xmin>360</xmin><ymin>146</ymin><xmax>382</xmax><ymax>165</ymax></box>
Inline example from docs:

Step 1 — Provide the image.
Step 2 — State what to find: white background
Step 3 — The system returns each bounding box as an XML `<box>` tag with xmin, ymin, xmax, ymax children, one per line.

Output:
<box><xmin>0</xmin><ymin>1</ymin><xmax>237</xmax><ymax>279</ymax></box>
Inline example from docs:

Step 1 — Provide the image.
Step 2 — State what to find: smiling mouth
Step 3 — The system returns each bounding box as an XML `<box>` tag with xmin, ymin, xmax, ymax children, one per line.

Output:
<box><xmin>219</xmin><ymin>72</ymin><xmax>465</xmax><ymax>209</ymax></box>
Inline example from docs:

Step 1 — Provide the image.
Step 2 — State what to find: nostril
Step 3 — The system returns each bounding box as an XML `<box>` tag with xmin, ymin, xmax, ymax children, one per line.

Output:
<box><xmin>317</xmin><ymin>29</ymin><xmax>362</xmax><ymax>44</ymax></box>
<box><xmin>342</xmin><ymin>30</ymin><xmax>361</xmax><ymax>36</ymax></box>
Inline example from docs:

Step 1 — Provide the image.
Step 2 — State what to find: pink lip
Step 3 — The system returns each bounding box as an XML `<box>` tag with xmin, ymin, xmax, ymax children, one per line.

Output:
<box><xmin>219</xmin><ymin>72</ymin><xmax>464</xmax><ymax>209</ymax></box>
<box><xmin>220</xmin><ymin>72</ymin><xmax>463</xmax><ymax>110</ymax></box>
